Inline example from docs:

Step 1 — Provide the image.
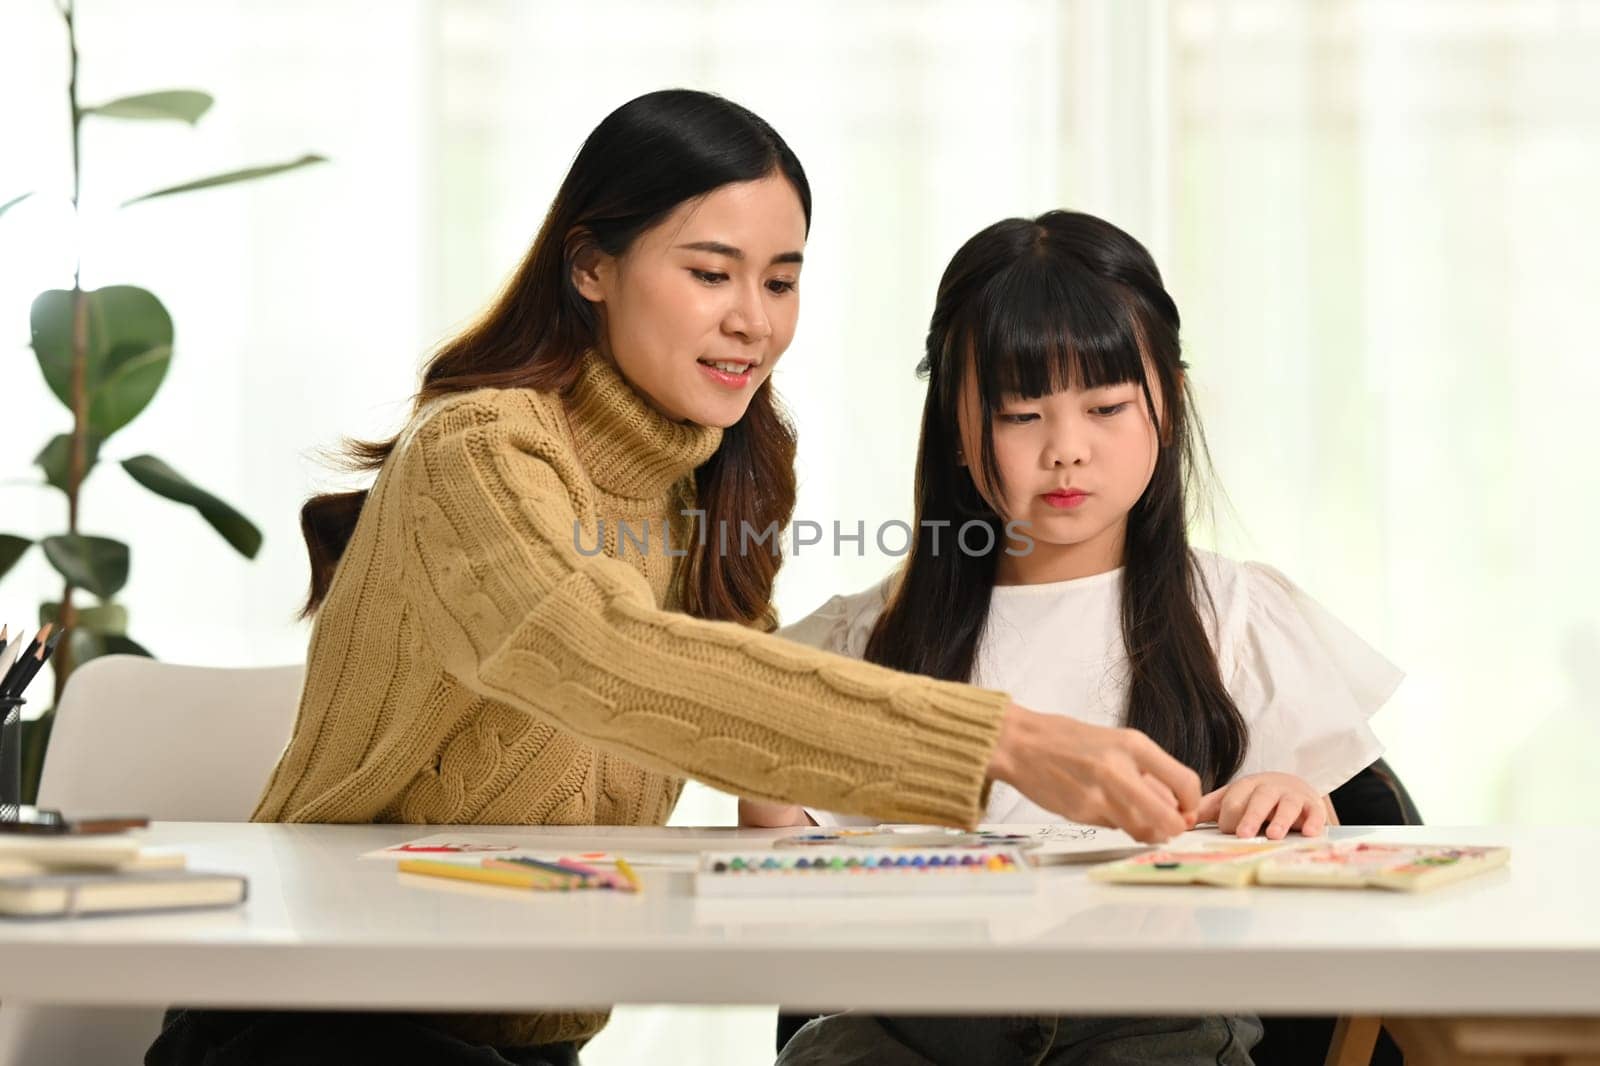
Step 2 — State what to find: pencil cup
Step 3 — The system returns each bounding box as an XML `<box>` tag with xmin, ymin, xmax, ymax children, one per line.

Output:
<box><xmin>0</xmin><ymin>696</ymin><xmax>22</xmax><ymax>822</ymax></box>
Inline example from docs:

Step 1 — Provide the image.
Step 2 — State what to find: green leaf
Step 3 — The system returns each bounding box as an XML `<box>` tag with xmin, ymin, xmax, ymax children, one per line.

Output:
<box><xmin>0</xmin><ymin>534</ymin><xmax>31</xmax><ymax>579</ymax></box>
<box><xmin>21</xmin><ymin>710</ymin><xmax>54</xmax><ymax>805</ymax></box>
<box><xmin>105</xmin><ymin>634</ymin><xmax>153</xmax><ymax>658</ymax></box>
<box><xmin>29</xmin><ymin>290</ymin><xmax>79</xmax><ymax>407</ymax></box>
<box><xmin>88</xmin><ymin>344</ymin><xmax>171</xmax><ymax>436</ymax></box>
<box><xmin>70</xmin><ymin>627</ymin><xmax>151</xmax><ymax>659</ymax></box>
<box><xmin>83</xmin><ymin>90</ymin><xmax>212</xmax><ymax>125</ymax></box>
<box><xmin>0</xmin><ymin>192</ymin><xmax>32</xmax><ymax>219</ymax></box>
<box><xmin>34</xmin><ymin>432</ymin><xmax>102</xmax><ymax>492</ymax></box>
<box><xmin>58</xmin><ymin>630</ymin><xmax>151</xmax><ymax>682</ymax></box>
<box><xmin>39</xmin><ymin>600</ymin><xmax>127</xmax><ymax>636</ymax></box>
<box><xmin>30</xmin><ymin>286</ymin><xmax>174</xmax><ymax>424</ymax></box>
<box><xmin>121</xmin><ymin>455</ymin><xmax>262</xmax><ymax>558</ymax></box>
<box><xmin>67</xmin><ymin>629</ymin><xmax>103</xmax><ymax>671</ymax></box>
<box><xmin>122</xmin><ymin>152</ymin><xmax>327</xmax><ymax>206</ymax></box>
<box><xmin>40</xmin><ymin>534</ymin><xmax>130</xmax><ymax>599</ymax></box>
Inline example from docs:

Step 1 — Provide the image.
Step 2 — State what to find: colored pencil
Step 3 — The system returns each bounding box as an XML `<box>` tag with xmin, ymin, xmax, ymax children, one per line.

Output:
<box><xmin>613</xmin><ymin>857</ymin><xmax>642</xmax><ymax>893</ymax></box>
<box><xmin>481</xmin><ymin>859</ymin><xmax>584</xmax><ymax>890</ymax></box>
<box><xmin>557</xmin><ymin>856</ymin><xmax>635</xmax><ymax>890</ymax></box>
<box><xmin>502</xmin><ymin>857</ymin><xmax>600</xmax><ymax>884</ymax></box>
<box><xmin>400</xmin><ymin>858</ymin><xmax>573</xmax><ymax>891</ymax></box>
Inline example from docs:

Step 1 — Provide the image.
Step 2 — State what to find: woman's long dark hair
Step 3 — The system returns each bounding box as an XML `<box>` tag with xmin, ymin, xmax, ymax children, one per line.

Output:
<box><xmin>864</xmin><ymin>210</ymin><xmax>1246</xmax><ymax>789</ymax></box>
<box><xmin>301</xmin><ymin>89</ymin><xmax>809</xmax><ymax>630</ymax></box>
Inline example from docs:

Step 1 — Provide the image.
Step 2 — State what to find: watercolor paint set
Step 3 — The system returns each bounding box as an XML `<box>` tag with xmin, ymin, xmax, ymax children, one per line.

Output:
<box><xmin>694</xmin><ymin>846</ymin><xmax>1035</xmax><ymax>897</ymax></box>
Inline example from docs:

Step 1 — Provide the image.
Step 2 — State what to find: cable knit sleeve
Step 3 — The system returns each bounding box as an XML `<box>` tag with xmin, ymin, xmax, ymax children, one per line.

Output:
<box><xmin>401</xmin><ymin>396</ymin><xmax>1008</xmax><ymax>828</ymax></box>
<box><xmin>778</xmin><ymin>578</ymin><xmax>899</xmax><ymax>828</ymax></box>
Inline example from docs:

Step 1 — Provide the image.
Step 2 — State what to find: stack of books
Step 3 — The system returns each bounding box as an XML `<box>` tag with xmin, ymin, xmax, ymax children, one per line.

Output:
<box><xmin>0</xmin><ymin>821</ymin><xmax>246</xmax><ymax>919</ymax></box>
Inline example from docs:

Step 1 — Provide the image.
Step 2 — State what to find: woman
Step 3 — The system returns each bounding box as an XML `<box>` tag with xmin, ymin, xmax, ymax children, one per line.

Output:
<box><xmin>148</xmin><ymin>89</ymin><xmax>1200</xmax><ymax>1066</ymax></box>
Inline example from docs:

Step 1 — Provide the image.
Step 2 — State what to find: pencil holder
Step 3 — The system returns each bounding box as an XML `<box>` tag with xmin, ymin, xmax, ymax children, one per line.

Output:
<box><xmin>0</xmin><ymin>696</ymin><xmax>22</xmax><ymax>822</ymax></box>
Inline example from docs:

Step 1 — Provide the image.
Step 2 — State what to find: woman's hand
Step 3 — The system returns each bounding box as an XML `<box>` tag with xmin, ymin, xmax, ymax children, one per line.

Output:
<box><xmin>1194</xmin><ymin>772</ymin><xmax>1328</xmax><ymax>839</ymax></box>
<box><xmin>737</xmin><ymin>799</ymin><xmax>814</xmax><ymax>828</ymax></box>
<box><xmin>986</xmin><ymin>704</ymin><xmax>1202</xmax><ymax>843</ymax></box>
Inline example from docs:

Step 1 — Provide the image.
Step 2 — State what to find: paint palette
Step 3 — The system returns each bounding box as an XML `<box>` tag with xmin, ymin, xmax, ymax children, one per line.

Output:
<box><xmin>1254</xmin><ymin>842</ymin><xmax>1511</xmax><ymax>892</ymax></box>
<box><xmin>694</xmin><ymin>846</ymin><xmax>1035</xmax><ymax>897</ymax></box>
<box><xmin>1086</xmin><ymin>842</ymin><xmax>1288</xmax><ymax>886</ymax></box>
<box><xmin>1088</xmin><ymin>841</ymin><xmax>1512</xmax><ymax>893</ymax></box>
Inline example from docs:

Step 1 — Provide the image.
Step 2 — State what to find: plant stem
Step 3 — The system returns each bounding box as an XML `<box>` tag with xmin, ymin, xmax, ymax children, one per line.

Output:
<box><xmin>66</xmin><ymin>0</ymin><xmax>80</xmax><ymax>281</ymax></box>
<box><xmin>57</xmin><ymin>0</ymin><xmax>84</xmax><ymax>704</ymax></box>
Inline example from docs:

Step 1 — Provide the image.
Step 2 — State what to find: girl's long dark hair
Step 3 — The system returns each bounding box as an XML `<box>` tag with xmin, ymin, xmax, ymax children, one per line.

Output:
<box><xmin>300</xmin><ymin>89</ymin><xmax>809</xmax><ymax>630</ymax></box>
<box><xmin>865</xmin><ymin>210</ymin><xmax>1246</xmax><ymax>789</ymax></box>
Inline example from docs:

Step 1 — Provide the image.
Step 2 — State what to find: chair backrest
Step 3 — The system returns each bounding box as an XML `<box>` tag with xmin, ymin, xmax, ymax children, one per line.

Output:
<box><xmin>1</xmin><ymin>655</ymin><xmax>304</xmax><ymax>1066</ymax></box>
<box><xmin>1329</xmin><ymin>756</ymin><xmax>1423</xmax><ymax>827</ymax></box>
<box><xmin>37</xmin><ymin>655</ymin><xmax>304</xmax><ymax>821</ymax></box>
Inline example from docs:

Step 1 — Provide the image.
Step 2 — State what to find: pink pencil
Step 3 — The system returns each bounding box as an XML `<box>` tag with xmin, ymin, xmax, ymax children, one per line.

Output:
<box><xmin>557</xmin><ymin>857</ymin><xmax>629</xmax><ymax>890</ymax></box>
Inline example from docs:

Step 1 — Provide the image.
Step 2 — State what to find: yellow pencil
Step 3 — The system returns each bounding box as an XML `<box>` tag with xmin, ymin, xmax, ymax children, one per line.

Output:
<box><xmin>613</xmin><ymin>857</ymin><xmax>643</xmax><ymax>893</ymax></box>
<box><xmin>399</xmin><ymin>858</ymin><xmax>573</xmax><ymax>891</ymax></box>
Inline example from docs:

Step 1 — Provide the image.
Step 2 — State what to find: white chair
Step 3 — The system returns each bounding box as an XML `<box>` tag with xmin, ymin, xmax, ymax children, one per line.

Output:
<box><xmin>0</xmin><ymin>655</ymin><xmax>304</xmax><ymax>1066</ymax></box>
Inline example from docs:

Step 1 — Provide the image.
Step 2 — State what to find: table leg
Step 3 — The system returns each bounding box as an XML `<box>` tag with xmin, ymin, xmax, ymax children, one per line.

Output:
<box><xmin>1327</xmin><ymin>1015</ymin><xmax>1382</xmax><ymax>1066</ymax></box>
<box><xmin>1382</xmin><ymin>1017</ymin><xmax>1600</xmax><ymax>1065</ymax></box>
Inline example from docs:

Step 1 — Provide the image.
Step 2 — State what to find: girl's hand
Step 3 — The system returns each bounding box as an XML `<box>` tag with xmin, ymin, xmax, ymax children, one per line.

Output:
<box><xmin>987</xmin><ymin>704</ymin><xmax>1202</xmax><ymax>844</ymax></box>
<box><xmin>1194</xmin><ymin>772</ymin><xmax>1328</xmax><ymax>839</ymax></box>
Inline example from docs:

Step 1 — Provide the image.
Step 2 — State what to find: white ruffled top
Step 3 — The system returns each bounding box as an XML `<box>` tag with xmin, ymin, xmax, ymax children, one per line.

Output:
<box><xmin>779</xmin><ymin>550</ymin><xmax>1399</xmax><ymax>825</ymax></box>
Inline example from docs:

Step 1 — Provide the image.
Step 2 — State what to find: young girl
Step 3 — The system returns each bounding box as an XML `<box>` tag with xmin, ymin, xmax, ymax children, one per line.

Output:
<box><xmin>149</xmin><ymin>96</ymin><xmax>1205</xmax><ymax>1066</ymax></box>
<box><xmin>747</xmin><ymin>210</ymin><xmax>1400</xmax><ymax>1065</ymax></box>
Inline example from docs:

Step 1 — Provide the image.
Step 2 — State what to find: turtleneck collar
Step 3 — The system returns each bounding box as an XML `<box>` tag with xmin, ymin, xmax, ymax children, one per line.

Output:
<box><xmin>563</xmin><ymin>351</ymin><xmax>723</xmax><ymax>500</ymax></box>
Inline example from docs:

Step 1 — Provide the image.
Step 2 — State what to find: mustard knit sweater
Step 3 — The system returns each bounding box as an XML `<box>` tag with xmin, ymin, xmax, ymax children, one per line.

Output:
<box><xmin>252</xmin><ymin>351</ymin><xmax>1009</xmax><ymax>1048</ymax></box>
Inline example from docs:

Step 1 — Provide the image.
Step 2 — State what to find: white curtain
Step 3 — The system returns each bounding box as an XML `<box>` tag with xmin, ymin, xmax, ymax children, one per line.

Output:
<box><xmin>3</xmin><ymin>1</ymin><xmax>1597</xmax><ymax>1062</ymax></box>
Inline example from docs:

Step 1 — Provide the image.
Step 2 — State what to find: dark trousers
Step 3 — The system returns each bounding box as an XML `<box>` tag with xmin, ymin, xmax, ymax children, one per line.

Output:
<box><xmin>776</xmin><ymin>1013</ymin><xmax>1262</xmax><ymax>1066</ymax></box>
<box><xmin>145</xmin><ymin>1009</ymin><xmax>579</xmax><ymax>1066</ymax></box>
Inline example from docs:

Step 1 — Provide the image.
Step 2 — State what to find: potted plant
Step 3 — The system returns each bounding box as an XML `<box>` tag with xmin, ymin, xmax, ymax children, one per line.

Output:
<box><xmin>0</xmin><ymin>0</ymin><xmax>325</xmax><ymax>802</ymax></box>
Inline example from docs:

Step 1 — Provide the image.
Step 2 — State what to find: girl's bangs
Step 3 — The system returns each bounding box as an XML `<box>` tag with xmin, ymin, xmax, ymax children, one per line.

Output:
<box><xmin>966</xmin><ymin>258</ymin><xmax>1148</xmax><ymax>403</ymax></box>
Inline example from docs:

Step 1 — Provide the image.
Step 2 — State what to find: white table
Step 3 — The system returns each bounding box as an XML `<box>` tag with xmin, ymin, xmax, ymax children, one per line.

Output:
<box><xmin>0</xmin><ymin>823</ymin><xmax>1593</xmax><ymax>1021</ymax></box>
